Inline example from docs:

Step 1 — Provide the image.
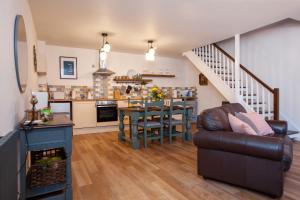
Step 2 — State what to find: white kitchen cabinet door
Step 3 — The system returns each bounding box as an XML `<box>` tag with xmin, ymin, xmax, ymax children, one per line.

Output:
<box><xmin>73</xmin><ymin>101</ymin><xmax>97</xmax><ymax>128</ymax></box>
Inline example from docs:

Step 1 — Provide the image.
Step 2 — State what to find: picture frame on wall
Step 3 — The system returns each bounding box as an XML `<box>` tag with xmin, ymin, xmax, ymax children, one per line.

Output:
<box><xmin>59</xmin><ymin>56</ymin><xmax>77</xmax><ymax>79</ymax></box>
<box><xmin>199</xmin><ymin>73</ymin><xmax>208</xmax><ymax>85</ymax></box>
<box><xmin>33</xmin><ymin>45</ymin><xmax>37</xmax><ymax>72</ymax></box>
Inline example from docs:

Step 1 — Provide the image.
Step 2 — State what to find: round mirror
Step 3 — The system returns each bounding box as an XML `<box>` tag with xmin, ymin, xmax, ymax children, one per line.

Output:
<box><xmin>14</xmin><ymin>15</ymin><xmax>28</xmax><ymax>93</ymax></box>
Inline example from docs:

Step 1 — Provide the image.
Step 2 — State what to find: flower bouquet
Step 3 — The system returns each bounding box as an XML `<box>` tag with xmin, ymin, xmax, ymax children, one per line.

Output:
<box><xmin>149</xmin><ymin>85</ymin><xmax>165</xmax><ymax>101</ymax></box>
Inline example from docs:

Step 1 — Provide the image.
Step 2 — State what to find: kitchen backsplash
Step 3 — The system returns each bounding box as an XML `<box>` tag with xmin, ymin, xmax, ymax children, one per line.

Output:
<box><xmin>42</xmin><ymin>83</ymin><xmax>197</xmax><ymax>99</ymax></box>
<box><xmin>93</xmin><ymin>75</ymin><xmax>113</xmax><ymax>98</ymax></box>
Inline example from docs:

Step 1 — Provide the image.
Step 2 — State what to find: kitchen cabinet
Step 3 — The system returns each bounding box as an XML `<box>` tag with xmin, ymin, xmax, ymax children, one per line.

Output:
<box><xmin>73</xmin><ymin>101</ymin><xmax>97</xmax><ymax>128</ymax></box>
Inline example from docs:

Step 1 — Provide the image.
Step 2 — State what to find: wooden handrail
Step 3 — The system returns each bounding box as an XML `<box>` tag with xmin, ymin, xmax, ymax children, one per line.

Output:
<box><xmin>213</xmin><ymin>43</ymin><xmax>274</xmax><ymax>93</ymax></box>
<box><xmin>212</xmin><ymin>43</ymin><xmax>279</xmax><ymax>120</ymax></box>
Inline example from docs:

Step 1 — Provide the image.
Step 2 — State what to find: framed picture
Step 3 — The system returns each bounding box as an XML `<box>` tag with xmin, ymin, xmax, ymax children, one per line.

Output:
<box><xmin>199</xmin><ymin>73</ymin><xmax>208</xmax><ymax>85</ymax></box>
<box><xmin>59</xmin><ymin>56</ymin><xmax>77</xmax><ymax>79</ymax></box>
<box><xmin>33</xmin><ymin>45</ymin><xmax>37</xmax><ymax>72</ymax></box>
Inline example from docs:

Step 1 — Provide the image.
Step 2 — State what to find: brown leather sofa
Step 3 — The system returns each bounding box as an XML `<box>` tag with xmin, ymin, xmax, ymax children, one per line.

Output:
<box><xmin>193</xmin><ymin>103</ymin><xmax>293</xmax><ymax>198</ymax></box>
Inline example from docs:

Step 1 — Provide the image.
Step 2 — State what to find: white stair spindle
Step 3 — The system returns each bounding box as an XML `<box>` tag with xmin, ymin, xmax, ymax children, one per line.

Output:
<box><xmin>212</xmin><ymin>46</ymin><xmax>215</xmax><ymax>71</ymax></box>
<box><xmin>245</xmin><ymin>72</ymin><xmax>249</xmax><ymax>105</ymax></box>
<box><xmin>256</xmin><ymin>82</ymin><xmax>260</xmax><ymax>114</ymax></box>
<box><xmin>219</xmin><ymin>49</ymin><xmax>222</xmax><ymax>77</ymax></box>
<box><xmin>223</xmin><ymin>57</ymin><xmax>226</xmax><ymax>82</ymax></box>
<box><xmin>240</xmin><ymin>69</ymin><xmax>244</xmax><ymax>95</ymax></box>
<box><xmin>215</xmin><ymin>49</ymin><xmax>218</xmax><ymax>73</ymax></box>
<box><xmin>231</xmin><ymin>61</ymin><xmax>234</xmax><ymax>88</ymax></box>
<box><xmin>203</xmin><ymin>46</ymin><xmax>207</xmax><ymax>64</ymax></box>
<box><xmin>268</xmin><ymin>91</ymin><xmax>271</xmax><ymax>119</ymax></box>
<box><xmin>226</xmin><ymin>58</ymin><xmax>230</xmax><ymax>85</ymax></box>
<box><xmin>251</xmin><ymin>77</ymin><xmax>254</xmax><ymax>109</ymax></box>
<box><xmin>200</xmin><ymin>48</ymin><xmax>202</xmax><ymax>57</ymax></box>
<box><xmin>208</xmin><ymin>45</ymin><xmax>211</xmax><ymax>68</ymax></box>
<box><xmin>262</xmin><ymin>88</ymin><xmax>266</xmax><ymax>119</ymax></box>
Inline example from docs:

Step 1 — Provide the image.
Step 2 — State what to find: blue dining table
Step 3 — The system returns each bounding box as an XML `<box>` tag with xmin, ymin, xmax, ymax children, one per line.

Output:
<box><xmin>118</xmin><ymin>106</ymin><xmax>193</xmax><ymax>149</ymax></box>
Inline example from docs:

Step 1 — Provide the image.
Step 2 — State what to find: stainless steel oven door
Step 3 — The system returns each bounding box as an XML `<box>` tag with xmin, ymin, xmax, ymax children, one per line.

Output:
<box><xmin>96</xmin><ymin>104</ymin><xmax>118</xmax><ymax>122</ymax></box>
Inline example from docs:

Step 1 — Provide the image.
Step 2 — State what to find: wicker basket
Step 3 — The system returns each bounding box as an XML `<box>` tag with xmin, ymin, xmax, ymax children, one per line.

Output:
<box><xmin>28</xmin><ymin>148</ymin><xmax>66</xmax><ymax>188</ymax></box>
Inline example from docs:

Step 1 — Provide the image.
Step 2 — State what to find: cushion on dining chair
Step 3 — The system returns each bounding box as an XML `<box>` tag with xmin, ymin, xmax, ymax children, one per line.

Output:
<box><xmin>138</xmin><ymin>121</ymin><xmax>162</xmax><ymax>127</ymax></box>
<box><xmin>164</xmin><ymin>119</ymin><xmax>183</xmax><ymax>125</ymax></box>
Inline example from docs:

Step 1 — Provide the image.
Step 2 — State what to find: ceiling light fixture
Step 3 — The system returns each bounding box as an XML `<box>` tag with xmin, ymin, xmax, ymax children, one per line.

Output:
<box><xmin>99</xmin><ymin>49</ymin><xmax>107</xmax><ymax>61</ymax></box>
<box><xmin>145</xmin><ymin>40</ymin><xmax>155</xmax><ymax>61</ymax></box>
<box><xmin>99</xmin><ymin>32</ymin><xmax>111</xmax><ymax>63</ymax></box>
<box><xmin>102</xmin><ymin>33</ymin><xmax>111</xmax><ymax>53</ymax></box>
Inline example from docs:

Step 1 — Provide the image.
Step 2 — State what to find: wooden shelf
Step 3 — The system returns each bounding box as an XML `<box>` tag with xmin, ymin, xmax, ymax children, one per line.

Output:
<box><xmin>141</xmin><ymin>74</ymin><xmax>175</xmax><ymax>78</ymax></box>
<box><xmin>113</xmin><ymin>78</ymin><xmax>152</xmax><ymax>84</ymax></box>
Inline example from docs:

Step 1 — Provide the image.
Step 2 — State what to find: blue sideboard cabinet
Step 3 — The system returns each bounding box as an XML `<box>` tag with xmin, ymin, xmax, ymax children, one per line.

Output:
<box><xmin>20</xmin><ymin>114</ymin><xmax>73</xmax><ymax>200</ymax></box>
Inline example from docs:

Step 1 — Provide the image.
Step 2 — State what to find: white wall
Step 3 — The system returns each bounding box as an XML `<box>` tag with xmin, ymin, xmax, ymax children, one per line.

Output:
<box><xmin>184</xmin><ymin>60</ymin><xmax>226</xmax><ymax>112</ymax></box>
<box><xmin>40</xmin><ymin>44</ymin><xmax>225</xmax><ymax>113</ymax></box>
<box><xmin>42</xmin><ymin>45</ymin><xmax>188</xmax><ymax>87</ymax></box>
<box><xmin>218</xmin><ymin>19</ymin><xmax>300</xmax><ymax>130</ymax></box>
<box><xmin>0</xmin><ymin>0</ymin><xmax>38</xmax><ymax>136</ymax></box>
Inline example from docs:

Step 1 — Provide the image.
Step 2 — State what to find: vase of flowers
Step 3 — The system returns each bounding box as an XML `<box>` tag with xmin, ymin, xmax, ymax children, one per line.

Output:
<box><xmin>149</xmin><ymin>85</ymin><xmax>165</xmax><ymax>101</ymax></box>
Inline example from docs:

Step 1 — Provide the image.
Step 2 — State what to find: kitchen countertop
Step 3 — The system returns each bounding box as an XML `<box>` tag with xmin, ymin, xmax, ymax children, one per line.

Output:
<box><xmin>48</xmin><ymin>97</ymin><xmax>197</xmax><ymax>102</ymax></box>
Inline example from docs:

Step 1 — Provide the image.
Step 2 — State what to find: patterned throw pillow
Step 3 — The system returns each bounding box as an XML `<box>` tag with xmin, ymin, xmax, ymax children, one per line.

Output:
<box><xmin>235</xmin><ymin>112</ymin><xmax>274</xmax><ymax>136</ymax></box>
<box><xmin>228</xmin><ymin>113</ymin><xmax>257</xmax><ymax>135</ymax></box>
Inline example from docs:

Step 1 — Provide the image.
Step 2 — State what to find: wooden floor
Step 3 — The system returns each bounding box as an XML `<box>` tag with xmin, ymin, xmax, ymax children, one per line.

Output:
<box><xmin>72</xmin><ymin>130</ymin><xmax>300</xmax><ymax>200</ymax></box>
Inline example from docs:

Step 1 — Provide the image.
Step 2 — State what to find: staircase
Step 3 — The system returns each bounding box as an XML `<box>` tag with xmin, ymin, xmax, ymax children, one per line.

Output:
<box><xmin>184</xmin><ymin>43</ymin><xmax>279</xmax><ymax>120</ymax></box>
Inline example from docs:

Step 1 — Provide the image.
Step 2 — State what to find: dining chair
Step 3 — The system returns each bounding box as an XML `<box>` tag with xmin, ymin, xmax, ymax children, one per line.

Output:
<box><xmin>128</xmin><ymin>98</ymin><xmax>144</xmax><ymax>136</ymax></box>
<box><xmin>138</xmin><ymin>98</ymin><xmax>164</xmax><ymax>148</ymax></box>
<box><xmin>164</xmin><ymin>98</ymin><xmax>187</xmax><ymax>144</ymax></box>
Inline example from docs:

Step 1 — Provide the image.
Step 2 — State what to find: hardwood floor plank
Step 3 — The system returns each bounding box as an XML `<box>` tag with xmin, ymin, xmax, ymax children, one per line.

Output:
<box><xmin>72</xmin><ymin>131</ymin><xmax>300</xmax><ymax>200</ymax></box>
<box><xmin>72</xmin><ymin>161</ymin><xmax>92</xmax><ymax>187</ymax></box>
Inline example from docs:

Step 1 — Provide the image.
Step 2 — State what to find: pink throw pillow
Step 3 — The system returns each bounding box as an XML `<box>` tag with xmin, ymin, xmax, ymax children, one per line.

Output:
<box><xmin>236</xmin><ymin>112</ymin><xmax>274</xmax><ymax>136</ymax></box>
<box><xmin>228</xmin><ymin>113</ymin><xmax>257</xmax><ymax>135</ymax></box>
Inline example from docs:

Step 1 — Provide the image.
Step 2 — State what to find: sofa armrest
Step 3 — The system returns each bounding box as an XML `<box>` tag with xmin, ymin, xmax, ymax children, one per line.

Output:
<box><xmin>196</xmin><ymin>115</ymin><xmax>203</xmax><ymax>129</ymax></box>
<box><xmin>193</xmin><ymin>128</ymin><xmax>284</xmax><ymax>161</ymax></box>
<box><xmin>266</xmin><ymin>120</ymin><xmax>287</xmax><ymax>135</ymax></box>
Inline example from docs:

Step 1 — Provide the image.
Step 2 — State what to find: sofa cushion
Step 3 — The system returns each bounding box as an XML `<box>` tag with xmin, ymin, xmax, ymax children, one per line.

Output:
<box><xmin>228</xmin><ymin>113</ymin><xmax>257</xmax><ymax>135</ymax></box>
<box><xmin>236</xmin><ymin>112</ymin><xmax>274</xmax><ymax>136</ymax></box>
<box><xmin>221</xmin><ymin>103</ymin><xmax>247</xmax><ymax>115</ymax></box>
<box><xmin>200</xmin><ymin>107</ymin><xmax>231</xmax><ymax>131</ymax></box>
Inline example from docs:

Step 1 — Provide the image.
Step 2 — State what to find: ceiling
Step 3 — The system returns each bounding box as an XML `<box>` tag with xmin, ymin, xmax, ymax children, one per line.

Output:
<box><xmin>29</xmin><ymin>0</ymin><xmax>300</xmax><ymax>57</ymax></box>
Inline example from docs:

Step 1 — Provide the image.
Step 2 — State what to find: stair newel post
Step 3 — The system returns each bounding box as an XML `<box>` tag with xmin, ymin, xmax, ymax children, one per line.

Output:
<box><xmin>273</xmin><ymin>88</ymin><xmax>279</xmax><ymax>120</ymax></box>
<box><xmin>234</xmin><ymin>34</ymin><xmax>240</xmax><ymax>100</ymax></box>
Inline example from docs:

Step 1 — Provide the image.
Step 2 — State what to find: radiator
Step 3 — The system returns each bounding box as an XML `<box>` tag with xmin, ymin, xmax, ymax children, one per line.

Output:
<box><xmin>0</xmin><ymin>130</ymin><xmax>19</xmax><ymax>200</ymax></box>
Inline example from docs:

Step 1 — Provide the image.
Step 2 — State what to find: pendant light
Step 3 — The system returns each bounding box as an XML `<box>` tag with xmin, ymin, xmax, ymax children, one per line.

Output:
<box><xmin>99</xmin><ymin>32</ymin><xmax>111</xmax><ymax>63</ymax></box>
<box><xmin>145</xmin><ymin>40</ymin><xmax>155</xmax><ymax>61</ymax></box>
<box><xmin>101</xmin><ymin>33</ymin><xmax>111</xmax><ymax>53</ymax></box>
<box><xmin>99</xmin><ymin>48</ymin><xmax>107</xmax><ymax>61</ymax></box>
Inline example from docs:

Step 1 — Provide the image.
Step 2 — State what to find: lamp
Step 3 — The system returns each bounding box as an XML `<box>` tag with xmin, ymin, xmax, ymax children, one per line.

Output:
<box><xmin>99</xmin><ymin>48</ymin><xmax>107</xmax><ymax>61</ymax></box>
<box><xmin>101</xmin><ymin>33</ymin><xmax>111</xmax><ymax>53</ymax></box>
<box><xmin>145</xmin><ymin>40</ymin><xmax>155</xmax><ymax>61</ymax></box>
<box><xmin>145</xmin><ymin>52</ymin><xmax>155</xmax><ymax>61</ymax></box>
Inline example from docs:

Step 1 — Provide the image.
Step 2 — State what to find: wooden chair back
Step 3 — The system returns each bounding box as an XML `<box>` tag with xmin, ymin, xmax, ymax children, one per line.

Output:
<box><xmin>128</xmin><ymin>98</ymin><xmax>144</xmax><ymax>107</ymax></box>
<box><xmin>169</xmin><ymin>98</ymin><xmax>187</xmax><ymax>116</ymax></box>
<box><xmin>143</xmin><ymin>98</ymin><xmax>164</xmax><ymax>123</ymax></box>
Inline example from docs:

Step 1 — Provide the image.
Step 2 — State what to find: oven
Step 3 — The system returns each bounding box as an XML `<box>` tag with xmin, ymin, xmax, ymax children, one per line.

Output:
<box><xmin>96</xmin><ymin>100</ymin><xmax>118</xmax><ymax>122</ymax></box>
